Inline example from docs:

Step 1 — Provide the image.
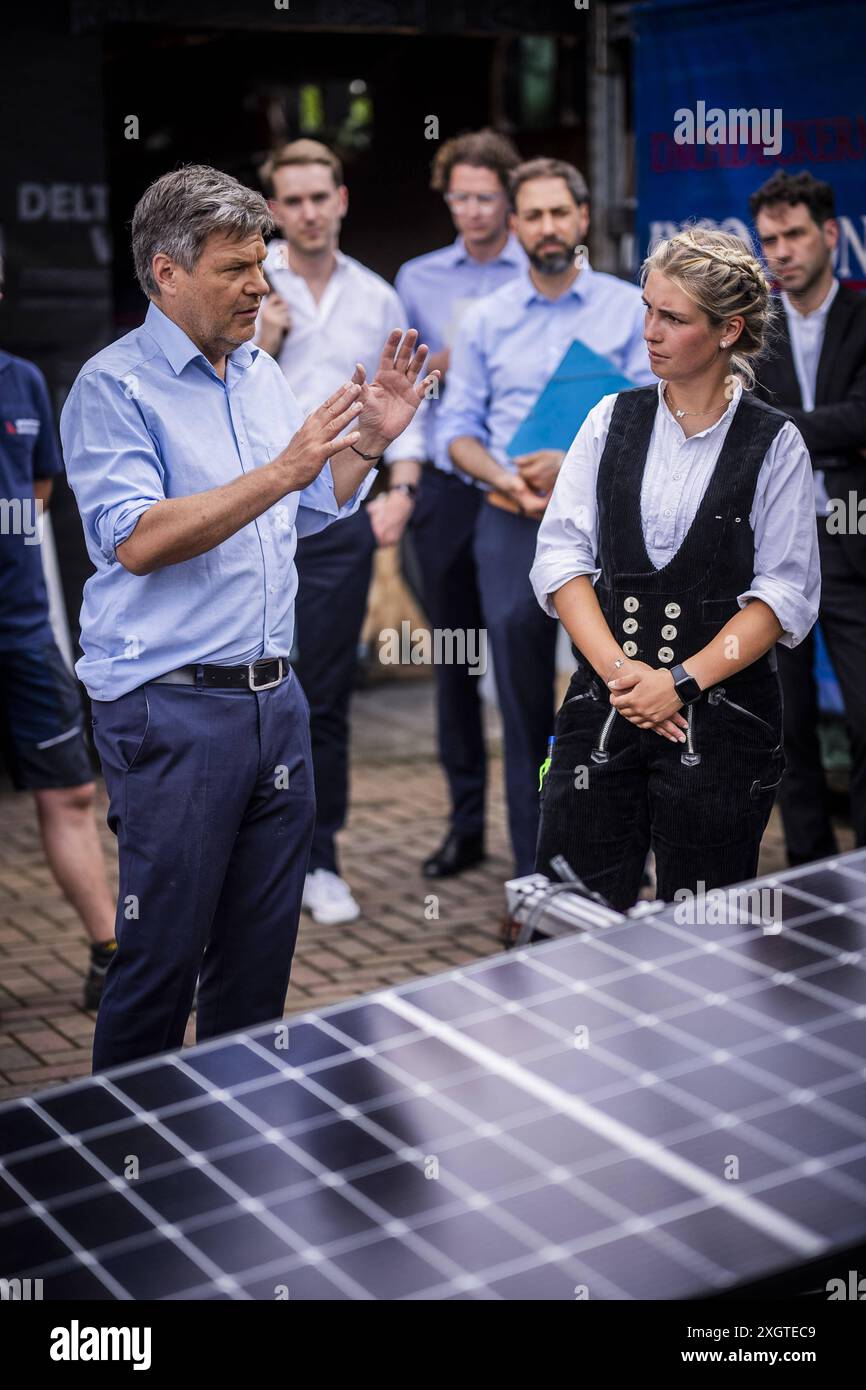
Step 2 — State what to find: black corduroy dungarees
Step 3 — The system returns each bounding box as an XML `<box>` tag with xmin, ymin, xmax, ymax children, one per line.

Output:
<box><xmin>536</xmin><ymin>386</ymin><xmax>789</xmax><ymax>912</ymax></box>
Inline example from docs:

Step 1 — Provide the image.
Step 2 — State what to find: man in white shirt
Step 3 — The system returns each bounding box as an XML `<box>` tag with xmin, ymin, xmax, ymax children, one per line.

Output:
<box><xmin>752</xmin><ymin>169</ymin><xmax>866</xmax><ymax>865</ymax></box>
<box><xmin>256</xmin><ymin>140</ymin><xmax>425</xmax><ymax>924</ymax></box>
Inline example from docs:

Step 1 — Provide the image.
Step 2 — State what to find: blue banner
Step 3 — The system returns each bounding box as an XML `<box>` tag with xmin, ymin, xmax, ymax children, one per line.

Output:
<box><xmin>634</xmin><ymin>0</ymin><xmax>865</xmax><ymax>724</ymax></box>
<box><xmin>634</xmin><ymin>0</ymin><xmax>866</xmax><ymax>286</ymax></box>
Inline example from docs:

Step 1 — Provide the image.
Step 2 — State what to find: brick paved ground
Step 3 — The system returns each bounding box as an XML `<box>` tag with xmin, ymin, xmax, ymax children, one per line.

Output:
<box><xmin>0</xmin><ymin>677</ymin><xmax>852</xmax><ymax>1102</ymax></box>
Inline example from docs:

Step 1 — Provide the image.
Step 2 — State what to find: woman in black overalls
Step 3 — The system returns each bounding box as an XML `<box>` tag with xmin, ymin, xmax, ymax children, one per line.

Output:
<box><xmin>531</xmin><ymin>228</ymin><xmax>820</xmax><ymax>912</ymax></box>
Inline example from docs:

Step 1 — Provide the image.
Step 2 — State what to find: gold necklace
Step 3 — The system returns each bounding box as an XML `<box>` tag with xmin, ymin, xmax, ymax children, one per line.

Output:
<box><xmin>664</xmin><ymin>384</ymin><xmax>726</xmax><ymax>420</ymax></box>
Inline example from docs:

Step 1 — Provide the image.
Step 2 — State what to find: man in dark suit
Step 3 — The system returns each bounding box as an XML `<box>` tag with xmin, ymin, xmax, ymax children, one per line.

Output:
<box><xmin>751</xmin><ymin>169</ymin><xmax>866</xmax><ymax>864</ymax></box>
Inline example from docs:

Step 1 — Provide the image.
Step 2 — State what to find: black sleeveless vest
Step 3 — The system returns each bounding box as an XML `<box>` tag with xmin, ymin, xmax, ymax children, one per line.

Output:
<box><xmin>578</xmin><ymin>386</ymin><xmax>791</xmax><ymax>687</ymax></box>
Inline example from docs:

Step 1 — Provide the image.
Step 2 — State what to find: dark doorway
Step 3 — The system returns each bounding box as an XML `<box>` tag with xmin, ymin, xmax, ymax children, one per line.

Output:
<box><xmin>103</xmin><ymin>25</ymin><xmax>586</xmax><ymax>327</ymax></box>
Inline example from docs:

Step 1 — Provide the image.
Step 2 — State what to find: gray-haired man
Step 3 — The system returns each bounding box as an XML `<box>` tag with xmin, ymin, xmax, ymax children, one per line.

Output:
<box><xmin>61</xmin><ymin>165</ymin><xmax>437</xmax><ymax>1070</ymax></box>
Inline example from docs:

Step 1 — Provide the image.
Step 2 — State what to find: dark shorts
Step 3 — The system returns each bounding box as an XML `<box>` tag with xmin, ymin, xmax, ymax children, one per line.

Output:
<box><xmin>0</xmin><ymin>639</ymin><xmax>94</xmax><ymax>791</ymax></box>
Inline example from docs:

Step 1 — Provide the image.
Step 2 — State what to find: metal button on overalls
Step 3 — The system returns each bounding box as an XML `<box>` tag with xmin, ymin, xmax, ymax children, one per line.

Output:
<box><xmin>664</xmin><ymin>602</ymin><xmax>681</xmax><ymax>619</ymax></box>
<box><xmin>623</xmin><ymin>618</ymin><xmax>638</xmax><ymax>633</ymax></box>
<box><xmin>623</xmin><ymin>640</ymin><xmax>638</xmax><ymax>656</ymax></box>
<box><xmin>661</xmin><ymin>624</ymin><xmax>677</xmax><ymax>640</ymax></box>
<box><xmin>658</xmin><ymin>647</ymin><xmax>674</xmax><ymax>662</ymax></box>
<box><xmin>624</xmin><ymin>596</ymin><xmax>639</xmax><ymax>612</ymax></box>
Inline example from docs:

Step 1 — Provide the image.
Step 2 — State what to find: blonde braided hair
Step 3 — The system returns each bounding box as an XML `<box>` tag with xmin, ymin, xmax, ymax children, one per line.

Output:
<box><xmin>640</xmin><ymin>227</ymin><xmax>773</xmax><ymax>389</ymax></box>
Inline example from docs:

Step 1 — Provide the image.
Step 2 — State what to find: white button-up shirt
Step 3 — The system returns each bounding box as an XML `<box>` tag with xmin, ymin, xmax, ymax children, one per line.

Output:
<box><xmin>257</xmin><ymin>242</ymin><xmax>425</xmax><ymax>465</ymax></box>
<box><xmin>530</xmin><ymin>379</ymin><xmax>820</xmax><ymax>648</ymax></box>
<box><xmin>782</xmin><ymin>278</ymin><xmax>840</xmax><ymax>517</ymax></box>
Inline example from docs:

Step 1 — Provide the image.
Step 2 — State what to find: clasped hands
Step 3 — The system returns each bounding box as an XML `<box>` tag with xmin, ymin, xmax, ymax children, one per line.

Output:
<box><xmin>605</xmin><ymin>658</ymin><xmax>689</xmax><ymax>744</ymax></box>
<box><xmin>499</xmin><ymin>449</ymin><xmax>564</xmax><ymax>518</ymax></box>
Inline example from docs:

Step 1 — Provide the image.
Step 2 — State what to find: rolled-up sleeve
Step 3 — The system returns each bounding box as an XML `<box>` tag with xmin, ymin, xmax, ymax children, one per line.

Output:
<box><xmin>266</xmin><ymin>363</ymin><xmax>377</xmax><ymax>538</ymax></box>
<box><xmin>738</xmin><ymin>420</ymin><xmax>821</xmax><ymax>647</ymax></box>
<box><xmin>435</xmin><ymin>304</ymin><xmax>491</xmax><ymax>460</ymax></box>
<box><xmin>295</xmin><ymin>460</ymin><xmax>378</xmax><ymax>538</ymax></box>
<box><xmin>529</xmin><ymin>396</ymin><xmax>617</xmax><ymax>617</ymax></box>
<box><xmin>60</xmin><ymin>369</ymin><xmax>165</xmax><ymax>565</ymax></box>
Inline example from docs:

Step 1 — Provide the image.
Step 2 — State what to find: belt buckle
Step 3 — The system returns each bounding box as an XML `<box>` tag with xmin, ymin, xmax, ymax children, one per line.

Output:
<box><xmin>248</xmin><ymin>657</ymin><xmax>284</xmax><ymax>692</ymax></box>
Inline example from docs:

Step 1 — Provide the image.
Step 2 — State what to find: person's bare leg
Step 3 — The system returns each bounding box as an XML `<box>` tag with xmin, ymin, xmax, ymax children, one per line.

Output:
<box><xmin>33</xmin><ymin>783</ymin><xmax>116</xmax><ymax>943</ymax></box>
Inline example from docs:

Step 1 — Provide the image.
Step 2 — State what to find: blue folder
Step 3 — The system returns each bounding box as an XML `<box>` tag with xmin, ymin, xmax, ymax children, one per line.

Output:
<box><xmin>506</xmin><ymin>338</ymin><xmax>637</xmax><ymax>458</ymax></box>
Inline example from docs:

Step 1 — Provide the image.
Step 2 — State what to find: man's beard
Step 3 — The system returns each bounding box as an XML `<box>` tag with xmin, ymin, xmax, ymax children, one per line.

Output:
<box><xmin>780</xmin><ymin>256</ymin><xmax>830</xmax><ymax>299</ymax></box>
<box><xmin>528</xmin><ymin>243</ymin><xmax>577</xmax><ymax>274</ymax></box>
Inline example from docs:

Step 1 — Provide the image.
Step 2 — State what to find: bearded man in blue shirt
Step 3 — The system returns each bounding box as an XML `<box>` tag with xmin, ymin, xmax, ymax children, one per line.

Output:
<box><xmin>438</xmin><ymin>158</ymin><xmax>654</xmax><ymax>884</ymax></box>
<box><xmin>61</xmin><ymin>165</ymin><xmax>436</xmax><ymax>1071</ymax></box>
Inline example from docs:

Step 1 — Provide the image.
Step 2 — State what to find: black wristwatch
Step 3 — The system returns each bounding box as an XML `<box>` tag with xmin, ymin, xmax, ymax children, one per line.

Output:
<box><xmin>670</xmin><ymin>663</ymin><xmax>702</xmax><ymax>704</ymax></box>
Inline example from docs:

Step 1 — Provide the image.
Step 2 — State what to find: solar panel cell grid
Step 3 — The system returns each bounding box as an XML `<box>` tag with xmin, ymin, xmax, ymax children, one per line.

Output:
<box><xmin>1</xmin><ymin>851</ymin><xmax>865</xmax><ymax>1299</ymax></box>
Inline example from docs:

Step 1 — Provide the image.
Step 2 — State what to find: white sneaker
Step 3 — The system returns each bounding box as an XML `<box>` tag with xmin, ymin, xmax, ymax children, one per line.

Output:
<box><xmin>302</xmin><ymin>869</ymin><xmax>361</xmax><ymax>925</ymax></box>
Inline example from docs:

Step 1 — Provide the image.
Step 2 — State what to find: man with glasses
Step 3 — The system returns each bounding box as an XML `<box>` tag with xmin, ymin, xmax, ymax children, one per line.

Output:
<box><xmin>396</xmin><ymin>130</ymin><xmax>526</xmax><ymax>880</ymax></box>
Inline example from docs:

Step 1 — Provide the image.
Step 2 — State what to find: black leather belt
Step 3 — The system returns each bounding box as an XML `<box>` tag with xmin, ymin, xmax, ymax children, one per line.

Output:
<box><xmin>150</xmin><ymin>657</ymin><xmax>290</xmax><ymax>691</ymax></box>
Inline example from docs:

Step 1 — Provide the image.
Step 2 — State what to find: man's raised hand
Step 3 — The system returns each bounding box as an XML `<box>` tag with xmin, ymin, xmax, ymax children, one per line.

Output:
<box><xmin>277</xmin><ymin>380</ymin><xmax>364</xmax><ymax>491</ymax></box>
<box><xmin>351</xmin><ymin>329</ymin><xmax>440</xmax><ymax>454</ymax></box>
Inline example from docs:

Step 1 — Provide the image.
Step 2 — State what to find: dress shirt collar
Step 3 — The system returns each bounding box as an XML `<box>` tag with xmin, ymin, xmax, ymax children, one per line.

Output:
<box><xmin>657</xmin><ymin>374</ymin><xmax>743</xmax><ymax>439</ymax></box>
<box><xmin>518</xmin><ymin>259</ymin><xmax>595</xmax><ymax>307</ymax></box>
<box><xmin>451</xmin><ymin>231</ymin><xmax>526</xmax><ymax>268</ymax></box>
<box><xmin>267</xmin><ymin>241</ymin><xmax>350</xmax><ymax>284</ymax></box>
<box><xmin>143</xmin><ymin>299</ymin><xmax>259</xmax><ymax>378</ymax></box>
<box><xmin>781</xmin><ymin>276</ymin><xmax>840</xmax><ymax>328</ymax></box>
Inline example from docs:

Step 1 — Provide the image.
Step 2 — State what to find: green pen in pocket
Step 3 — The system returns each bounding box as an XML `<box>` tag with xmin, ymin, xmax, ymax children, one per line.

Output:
<box><xmin>538</xmin><ymin>735</ymin><xmax>556</xmax><ymax>791</ymax></box>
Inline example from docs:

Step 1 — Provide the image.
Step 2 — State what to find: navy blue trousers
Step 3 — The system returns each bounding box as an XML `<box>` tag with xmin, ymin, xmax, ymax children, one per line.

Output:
<box><xmin>474</xmin><ymin>502</ymin><xmax>559</xmax><ymax>875</ymax></box>
<box><xmin>409</xmin><ymin>468</ymin><xmax>486</xmax><ymax>837</ymax></box>
<box><xmin>90</xmin><ymin>673</ymin><xmax>315</xmax><ymax>1070</ymax></box>
<box><xmin>293</xmin><ymin>508</ymin><xmax>377</xmax><ymax>874</ymax></box>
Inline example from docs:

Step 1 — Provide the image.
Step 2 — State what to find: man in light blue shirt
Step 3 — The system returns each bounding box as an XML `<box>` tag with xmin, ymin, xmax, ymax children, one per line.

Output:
<box><xmin>61</xmin><ymin>165</ymin><xmax>436</xmax><ymax>1070</ymax></box>
<box><xmin>438</xmin><ymin>157</ymin><xmax>654</xmax><ymax>883</ymax></box>
<box><xmin>395</xmin><ymin>129</ymin><xmax>526</xmax><ymax>882</ymax></box>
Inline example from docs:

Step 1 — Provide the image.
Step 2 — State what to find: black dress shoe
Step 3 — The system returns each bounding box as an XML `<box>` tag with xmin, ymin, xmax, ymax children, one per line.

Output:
<box><xmin>422</xmin><ymin>831</ymin><xmax>485</xmax><ymax>879</ymax></box>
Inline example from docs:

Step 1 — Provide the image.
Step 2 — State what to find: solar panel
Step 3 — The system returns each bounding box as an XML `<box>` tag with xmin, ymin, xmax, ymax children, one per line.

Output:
<box><xmin>2</xmin><ymin>850</ymin><xmax>866</xmax><ymax>1300</ymax></box>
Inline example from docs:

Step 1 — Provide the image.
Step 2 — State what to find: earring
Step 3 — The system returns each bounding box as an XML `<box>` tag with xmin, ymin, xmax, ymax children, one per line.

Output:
<box><xmin>720</xmin><ymin>339</ymin><xmax>729</xmax><ymax>348</ymax></box>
